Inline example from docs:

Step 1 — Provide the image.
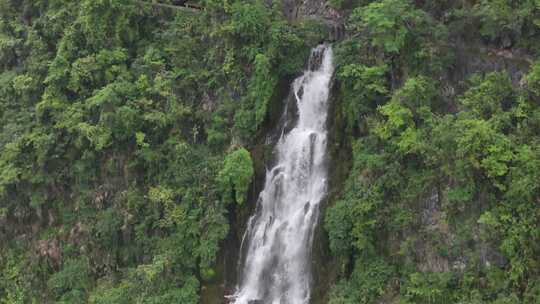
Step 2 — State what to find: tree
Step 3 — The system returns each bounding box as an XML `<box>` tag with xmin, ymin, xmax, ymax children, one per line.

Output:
<box><xmin>218</xmin><ymin>147</ymin><xmax>254</xmax><ymax>205</ymax></box>
<box><xmin>350</xmin><ymin>0</ymin><xmax>423</xmax><ymax>53</ymax></box>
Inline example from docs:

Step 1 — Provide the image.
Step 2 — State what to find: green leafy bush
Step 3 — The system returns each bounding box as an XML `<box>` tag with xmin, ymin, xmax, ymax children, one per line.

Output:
<box><xmin>350</xmin><ymin>0</ymin><xmax>422</xmax><ymax>53</ymax></box>
<box><xmin>218</xmin><ymin>148</ymin><xmax>254</xmax><ymax>205</ymax></box>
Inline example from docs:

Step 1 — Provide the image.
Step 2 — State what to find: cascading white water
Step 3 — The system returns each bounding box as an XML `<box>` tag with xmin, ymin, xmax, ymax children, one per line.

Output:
<box><xmin>232</xmin><ymin>45</ymin><xmax>334</xmax><ymax>304</ymax></box>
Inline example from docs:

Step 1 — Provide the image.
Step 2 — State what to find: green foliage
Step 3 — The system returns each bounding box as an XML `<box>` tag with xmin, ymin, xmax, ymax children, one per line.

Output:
<box><xmin>47</xmin><ymin>258</ymin><xmax>91</xmax><ymax>303</ymax></box>
<box><xmin>223</xmin><ymin>1</ymin><xmax>314</xmax><ymax>139</ymax></box>
<box><xmin>88</xmin><ymin>256</ymin><xmax>200</xmax><ymax>304</ymax></box>
<box><xmin>218</xmin><ymin>148</ymin><xmax>254</xmax><ymax>205</ymax></box>
<box><xmin>0</xmin><ymin>251</ymin><xmax>33</xmax><ymax>303</ymax></box>
<box><xmin>374</xmin><ymin>76</ymin><xmax>438</xmax><ymax>155</ymax></box>
<box><xmin>0</xmin><ymin>0</ymin><xmax>318</xmax><ymax>302</ymax></box>
<box><xmin>338</xmin><ymin>63</ymin><xmax>389</xmax><ymax>131</ymax></box>
<box><xmin>234</xmin><ymin>53</ymin><xmax>278</xmax><ymax>138</ymax></box>
<box><xmin>325</xmin><ymin>197</ymin><xmax>355</xmax><ymax>258</ymax></box>
<box><xmin>474</xmin><ymin>0</ymin><xmax>540</xmax><ymax>46</ymax></box>
<box><xmin>225</xmin><ymin>1</ymin><xmax>271</xmax><ymax>44</ymax></box>
<box><xmin>328</xmin><ymin>0</ymin><xmax>347</xmax><ymax>10</ymax></box>
<box><xmin>2</xmin><ymin>0</ymin><xmax>540</xmax><ymax>303</ymax></box>
<box><xmin>328</xmin><ymin>1</ymin><xmax>540</xmax><ymax>300</ymax></box>
<box><xmin>329</xmin><ymin>258</ymin><xmax>394</xmax><ymax>304</ymax></box>
<box><xmin>460</xmin><ymin>73</ymin><xmax>514</xmax><ymax>122</ymax></box>
<box><xmin>328</xmin><ymin>0</ymin><xmax>369</xmax><ymax>10</ymax></box>
<box><xmin>351</xmin><ymin>0</ymin><xmax>416</xmax><ymax>53</ymax></box>
<box><xmin>401</xmin><ymin>272</ymin><xmax>455</xmax><ymax>304</ymax></box>
<box><xmin>524</xmin><ymin>60</ymin><xmax>540</xmax><ymax>96</ymax></box>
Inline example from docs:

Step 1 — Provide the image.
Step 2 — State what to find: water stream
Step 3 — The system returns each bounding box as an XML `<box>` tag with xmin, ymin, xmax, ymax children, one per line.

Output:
<box><xmin>232</xmin><ymin>45</ymin><xmax>334</xmax><ymax>304</ymax></box>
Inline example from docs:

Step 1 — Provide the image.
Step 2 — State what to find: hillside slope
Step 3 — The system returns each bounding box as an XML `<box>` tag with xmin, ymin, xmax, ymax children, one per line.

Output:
<box><xmin>1</xmin><ymin>1</ymin><xmax>539</xmax><ymax>304</ymax></box>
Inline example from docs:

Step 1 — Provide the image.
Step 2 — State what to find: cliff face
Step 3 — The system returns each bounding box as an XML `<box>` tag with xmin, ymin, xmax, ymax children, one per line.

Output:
<box><xmin>316</xmin><ymin>1</ymin><xmax>540</xmax><ymax>303</ymax></box>
<box><xmin>2</xmin><ymin>1</ymin><xmax>540</xmax><ymax>303</ymax></box>
<box><xmin>282</xmin><ymin>0</ymin><xmax>341</xmax><ymax>21</ymax></box>
<box><xmin>282</xmin><ymin>0</ymin><xmax>345</xmax><ymax>40</ymax></box>
<box><xmin>0</xmin><ymin>1</ymin><xmax>321</xmax><ymax>303</ymax></box>
<box><xmin>201</xmin><ymin>76</ymin><xmax>296</xmax><ymax>304</ymax></box>
<box><xmin>209</xmin><ymin>1</ymin><xmax>539</xmax><ymax>303</ymax></box>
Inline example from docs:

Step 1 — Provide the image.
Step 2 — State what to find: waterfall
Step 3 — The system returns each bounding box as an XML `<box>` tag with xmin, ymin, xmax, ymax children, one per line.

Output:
<box><xmin>232</xmin><ymin>45</ymin><xmax>334</xmax><ymax>304</ymax></box>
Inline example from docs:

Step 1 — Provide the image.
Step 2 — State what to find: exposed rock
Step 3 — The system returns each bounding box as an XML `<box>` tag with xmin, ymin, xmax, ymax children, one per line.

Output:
<box><xmin>68</xmin><ymin>221</ymin><xmax>88</xmax><ymax>246</ymax></box>
<box><xmin>308</xmin><ymin>45</ymin><xmax>326</xmax><ymax>70</ymax></box>
<box><xmin>411</xmin><ymin>185</ymin><xmax>508</xmax><ymax>274</ymax></box>
<box><xmin>282</xmin><ymin>0</ymin><xmax>341</xmax><ymax>21</ymax></box>
<box><xmin>416</xmin><ymin>189</ymin><xmax>451</xmax><ymax>273</ymax></box>
<box><xmin>449</xmin><ymin>38</ymin><xmax>532</xmax><ymax>90</ymax></box>
<box><xmin>35</xmin><ymin>239</ymin><xmax>62</xmax><ymax>267</ymax></box>
<box><xmin>281</xmin><ymin>0</ymin><xmax>345</xmax><ymax>41</ymax></box>
<box><xmin>93</xmin><ymin>184</ymin><xmax>111</xmax><ymax>209</ymax></box>
<box><xmin>476</xmin><ymin>230</ymin><xmax>508</xmax><ymax>269</ymax></box>
<box><xmin>202</xmin><ymin>92</ymin><xmax>217</xmax><ymax>112</ymax></box>
<box><xmin>421</xmin><ymin>189</ymin><xmax>442</xmax><ymax>228</ymax></box>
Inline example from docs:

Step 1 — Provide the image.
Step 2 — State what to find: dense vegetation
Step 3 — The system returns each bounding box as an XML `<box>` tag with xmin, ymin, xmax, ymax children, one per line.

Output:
<box><xmin>1</xmin><ymin>0</ymin><xmax>539</xmax><ymax>303</ymax></box>
<box><xmin>324</xmin><ymin>0</ymin><xmax>540</xmax><ymax>303</ymax></box>
<box><xmin>0</xmin><ymin>0</ymin><xmax>321</xmax><ymax>302</ymax></box>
